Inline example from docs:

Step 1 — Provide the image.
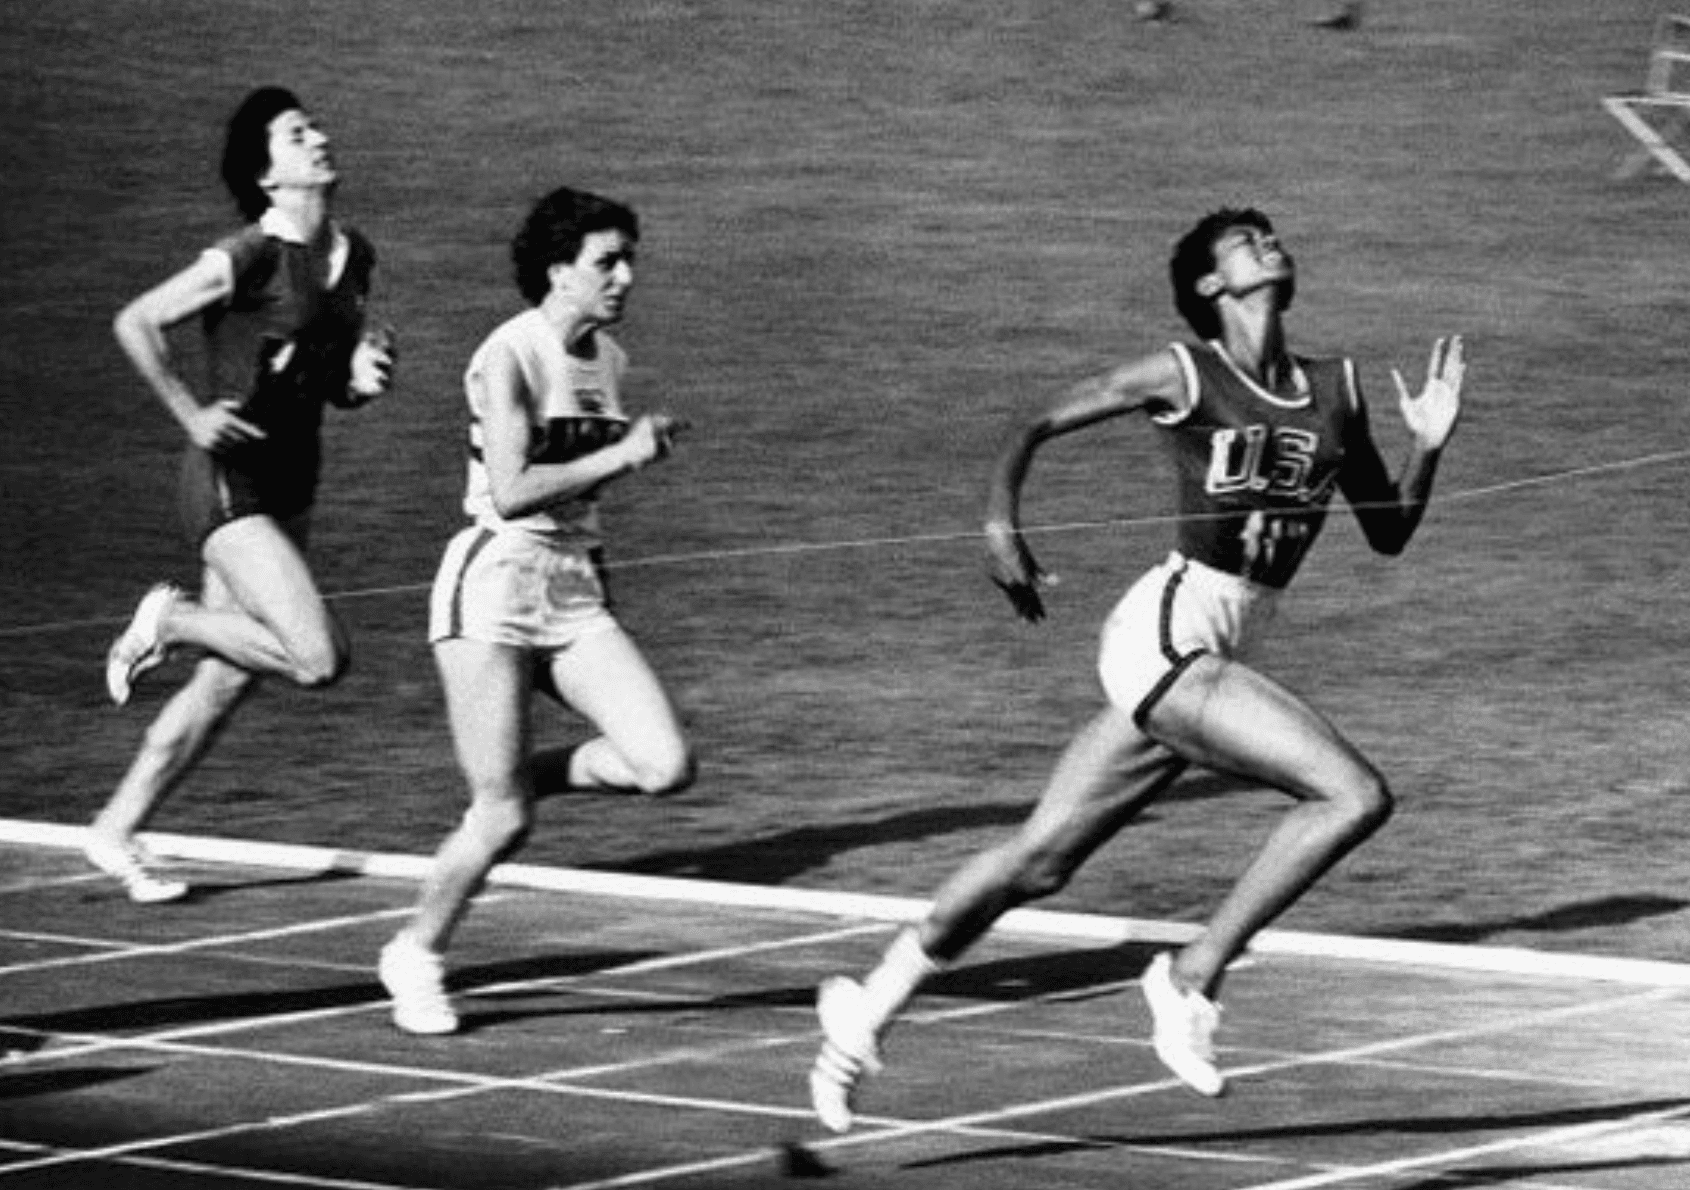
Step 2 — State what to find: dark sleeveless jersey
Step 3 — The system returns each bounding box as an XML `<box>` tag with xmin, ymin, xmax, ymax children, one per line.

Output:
<box><xmin>201</xmin><ymin>217</ymin><xmax>376</xmax><ymax>485</ymax></box>
<box><xmin>1153</xmin><ymin>340</ymin><xmax>1360</xmax><ymax>589</ymax></box>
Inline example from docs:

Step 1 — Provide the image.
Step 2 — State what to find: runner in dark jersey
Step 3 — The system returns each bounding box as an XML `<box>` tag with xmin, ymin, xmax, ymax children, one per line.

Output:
<box><xmin>86</xmin><ymin>87</ymin><xmax>394</xmax><ymax>903</ymax></box>
<box><xmin>810</xmin><ymin>207</ymin><xmax>1464</xmax><ymax>1130</ymax></box>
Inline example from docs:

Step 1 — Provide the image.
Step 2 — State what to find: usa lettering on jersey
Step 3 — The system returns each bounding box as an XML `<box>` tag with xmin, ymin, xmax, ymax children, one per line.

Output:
<box><xmin>1203</xmin><ymin>425</ymin><xmax>1323</xmax><ymax>500</ymax></box>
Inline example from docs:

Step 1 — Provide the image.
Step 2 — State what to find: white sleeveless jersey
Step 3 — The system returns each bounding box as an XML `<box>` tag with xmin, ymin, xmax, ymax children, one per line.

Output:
<box><xmin>460</xmin><ymin>308</ymin><xmax>630</xmax><ymax>541</ymax></box>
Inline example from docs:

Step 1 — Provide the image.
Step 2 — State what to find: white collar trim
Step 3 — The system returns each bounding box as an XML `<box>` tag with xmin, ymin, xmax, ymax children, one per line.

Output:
<box><xmin>1205</xmin><ymin>340</ymin><xmax>1310</xmax><ymax>408</ymax></box>
<box><xmin>259</xmin><ymin>207</ymin><xmax>350</xmax><ymax>286</ymax></box>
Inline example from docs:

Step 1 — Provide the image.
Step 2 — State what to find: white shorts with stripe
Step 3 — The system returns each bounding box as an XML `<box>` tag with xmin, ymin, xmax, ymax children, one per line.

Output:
<box><xmin>1098</xmin><ymin>552</ymin><xmax>1280</xmax><ymax>727</ymax></box>
<box><xmin>428</xmin><ymin>524</ymin><xmax>618</xmax><ymax>650</ymax></box>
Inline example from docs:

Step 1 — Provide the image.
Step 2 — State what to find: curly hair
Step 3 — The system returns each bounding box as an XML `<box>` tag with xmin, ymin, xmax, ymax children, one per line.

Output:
<box><xmin>1168</xmin><ymin>207</ymin><xmax>1295</xmax><ymax>339</ymax></box>
<box><xmin>511</xmin><ymin>187</ymin><xmax>640</xmax><ymax>305</ymax></box>
<box><xmin>220</xmin><ymin>86</ymin><xmax>302</xmax><ymax>223</ymax></box>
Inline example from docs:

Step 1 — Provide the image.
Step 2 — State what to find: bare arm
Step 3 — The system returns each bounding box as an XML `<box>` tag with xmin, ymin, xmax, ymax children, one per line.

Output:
<box><xmin>112</xmin><ymin>251</ymin><xmax>274</xmax><ymax>453</ymax></box>
<box><xmin>478</xmin><ymin>341</ymin><xmax>683</xmax><ymax>521</ymax></box>
<box><xmin>1342</xmin><ymin>335</ymin><xmax>1465</xmax><ymax>555</ymax></box>
<box><xmin>984</xmin><ymin>348</ymin><xmax>1187</xmax><ymax>621</ymax></box>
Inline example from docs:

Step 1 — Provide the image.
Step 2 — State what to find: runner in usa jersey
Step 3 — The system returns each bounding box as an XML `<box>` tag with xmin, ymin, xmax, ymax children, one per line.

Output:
<box><xmin>1157</xmin><ymin>340</ymin><xmax>1360</xmax><ymax>589</ymax></box>
<box><xmin>810</xmin><ymin>207</ymin><xmax>1466</xmax><ymax>1132</ymax></box>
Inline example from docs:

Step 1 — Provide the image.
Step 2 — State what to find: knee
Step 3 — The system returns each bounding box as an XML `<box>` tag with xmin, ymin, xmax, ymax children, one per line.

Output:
<box><xmin>291</xmin><ymin>638</ymin><xmax>349</xmax><ymax>689</ymax></box>
<box><xmin>462</xmin><ymin>797</ymin><xmax>532</xmax><ymax>859</ymax></box>
<box><xmin>1004</xmin><ymin>841</ymin><xmax>1077</xmax><ymax>903</ymax></box>
<box><xmin>630</xmin><ymin>744</ymin><xmax>696</xmax><ymax>797</ymax></box>
<box><xmin>1332</xmin><ymin>767</ymin><xmax>1394</xmax><ymax>838</ymax></box>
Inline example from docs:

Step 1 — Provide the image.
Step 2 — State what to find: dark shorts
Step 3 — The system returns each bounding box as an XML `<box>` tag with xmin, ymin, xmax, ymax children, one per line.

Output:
<box><xmin>177</xmin><ymin>445</ymin><xmax>318</xmax><ymax>551</ymax></box>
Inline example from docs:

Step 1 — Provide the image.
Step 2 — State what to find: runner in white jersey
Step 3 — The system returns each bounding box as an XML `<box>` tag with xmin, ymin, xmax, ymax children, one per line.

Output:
<box><xmin>379</xmin><ymin>186</ymin><xmax>693</xmax><ymax>1037</ymax></box>
<box><xmin>810</xmin><ymin>207</ymin><xmax>1465</xmax><ymax>1130</ymax></box>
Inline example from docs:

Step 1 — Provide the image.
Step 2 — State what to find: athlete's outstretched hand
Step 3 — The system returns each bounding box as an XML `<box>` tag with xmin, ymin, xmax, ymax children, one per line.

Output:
<box><xmin>985</xmin><ymin>520</ymin><xmax>1052</xmax><ymax>622</ymax></box>
<box><xmin>1393</xmin><ymin>334</ymin><xmax>1464</xmax><ymax>451</ymax></box>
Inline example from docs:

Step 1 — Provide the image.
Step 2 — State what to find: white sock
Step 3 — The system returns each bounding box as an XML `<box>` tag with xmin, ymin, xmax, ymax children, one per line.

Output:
<box><xmin>860</xmin><ymin>928</ymin><xmax>943</xmax><ymax>1029</ymax></box>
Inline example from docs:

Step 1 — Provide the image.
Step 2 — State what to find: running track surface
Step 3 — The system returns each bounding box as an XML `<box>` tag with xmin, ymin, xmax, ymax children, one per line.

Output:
<box><xmin>3</xmin><ymin>833</ymin><xmax>1690</xmax><ymax>1190</ymax></box>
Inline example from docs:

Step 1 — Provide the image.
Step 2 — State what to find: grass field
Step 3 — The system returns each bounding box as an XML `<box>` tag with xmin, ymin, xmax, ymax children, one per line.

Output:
<box><xmin>5</xmin><ymin>0</ymin><xmax>1690</xmax><ymax>963</ymax></box>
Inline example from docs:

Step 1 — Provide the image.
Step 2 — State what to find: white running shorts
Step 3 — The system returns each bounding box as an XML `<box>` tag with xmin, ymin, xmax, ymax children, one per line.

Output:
<box><xmin>1098</xmin><ymin>552</ymin><xmax>1279</xmax><ymax>727</ymax></box>
<box><xmin>428</xmin><ymin>525</ymin><xmax>618</xmax><ymax>650</ymax></box>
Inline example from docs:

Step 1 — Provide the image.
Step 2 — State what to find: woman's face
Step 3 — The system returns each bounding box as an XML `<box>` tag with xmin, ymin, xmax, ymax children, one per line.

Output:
<box><xmin>260</xmin><ymin>108</ymin><xmax>336</xmax><ymax>195</ymax></box>
<box><xmin>547</xmin><ymin>229</ymin><xmax>637</xmax><ymax>326</ymax></box>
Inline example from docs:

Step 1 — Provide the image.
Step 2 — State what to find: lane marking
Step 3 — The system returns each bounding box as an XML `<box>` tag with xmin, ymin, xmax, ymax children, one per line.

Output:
<box><xmin>549</xmin><ymin>986</ymin><xmax>1682</xmax><ymax>1188</ymax></box>
<box><xmin>1</xmin><ymin>921</ymin><xmax>888</xmax><ymax>1068</ymax></box>
<box><xmin>3</xmin><ymin>829</ymin><xmax>1684</xmax><ymax>1185</ymax></box>
<box><xmin>0</xmin><ymin>922</ymin><xmax>889</xmax><ymax>1180</ymax></box>
<box><xmin>0</xmin><ymin>926</ymin><xmax>134</xmax><ymax>951</ymax></box>
<box><xmin>0</xmin><ymin>872</ymin><xmax>107</xmax><ymax>896</ymax></box>
<box><xmin>1234</xmin><ymin>1100</ymin><xmax>1690</xmax><ymax>1190</ymax></box>
<box><xmin>0</xmin><ymin>904</ymin><xmax>423</xmax><ymax>978</ymax></box>
<box><xmin>0</xmin><ymin>1135</ymin><xmax>432</xmax><ymax>1190</ymax></box>
<box><xmin>5</xmin><ymin>951</ymin><xmax>1669</xmax><ymax>1187</ymax></box>
<box><xmin>6</xmin><ymin>820</ymin><xmax>1689</xmax><ymax>987</ymax></box>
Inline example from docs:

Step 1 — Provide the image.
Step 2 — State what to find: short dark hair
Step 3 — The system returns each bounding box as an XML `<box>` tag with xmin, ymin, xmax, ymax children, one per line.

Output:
<box><xmin>511</xmin><ymin>186</ymin><xmax>640</xmax><ymax>305</ymax></box>
<box><xmin>220</xmin><ymin>86</ymin><xmax>302</xmax><ymax>222</ymax></box>
<box><xmin>1168</xmin><ymin>207</ymin><xmax>1295</xmax><ymax>339</ymax></box>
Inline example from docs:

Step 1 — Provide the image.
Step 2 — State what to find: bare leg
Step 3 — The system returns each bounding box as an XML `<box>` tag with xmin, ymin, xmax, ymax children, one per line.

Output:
<box><xmin>92</xmin><ymin>564</ymin><xmax>258</xmax><ymax>846</ymax></box>
<box><xmin>1146</xmin><ymin>654</ymin><xmax>1392</xmax><ymax>1000</ymax></box>
<box><xmin>93</xmin><ymin>660</ymin><xmax>253</xmax><ymax>843</ymax></box>
<box><xmin>810</xmin><ymin>706</ymin><xmax>1185</xmax><ymax>1132</ymax></box>
<box><xmin>401</xmin><ymin>638</ymin><xmax>535</xmax><ymax>955</ymax></box>
<box><xmin>545</xmin><ymin>623</ymin><xmax>693</xmax><ymax>795</ymax></box>
<box><xmin>163</xmin><ymin>516</ymin><xmax>348</xmax><ymax>687</ymax></box>
<box><xmin>919</xmin><ymin>707</ymin><xmax>1186</xmax><ymax>961</ymax></box>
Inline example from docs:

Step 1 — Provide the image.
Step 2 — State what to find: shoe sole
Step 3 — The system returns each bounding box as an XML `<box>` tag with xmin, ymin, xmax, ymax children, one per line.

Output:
<box><xmin>105</xmin><ymin>585</ymin><xmax>178</xmax><ymax>705</ymax></box>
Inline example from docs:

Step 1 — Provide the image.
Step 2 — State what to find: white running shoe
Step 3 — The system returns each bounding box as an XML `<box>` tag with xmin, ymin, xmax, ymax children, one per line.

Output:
<box><xmin>809</xmin><ymin>976</ymin><xmax>883</xmax><ymax>1133</ymax></box>
<box><xmin>1141</xmin><ymin>952</ymin><xmax>1225</xmax><ymax>1096</ymax></box>
<box><xmin>105</xmin><ymin>583</ymin><xmax>181</xmax><ymax>706</ymax></box>
<box><xmin>378</xmin><ymin>935</ymin><xmax>459</xmax><ymax>1036</ymax></box>
<box><xmin>84</xmin><ymin>837</ymin><xmax>190</xmax><ymax>904</ymax></box>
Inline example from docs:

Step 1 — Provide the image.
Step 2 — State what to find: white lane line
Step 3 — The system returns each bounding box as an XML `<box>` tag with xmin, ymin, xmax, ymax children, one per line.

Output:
<box><xmin>1234</xmin><ymin>1100</ymin><xmax>1690</xmax><ymax>1190</ymax></box>
<box><xmin>0</xmin><ymin>872</ymin><xmax>108</xmax><ymax>896</ymax></box>
<box><xmin>7</xmin><ymin>819</ymin><xmax>1690</xmax><ymax>987</ymax></box>
<box><xmin>0</xmin><ymin>1134</ymin><xmax>434</xmax><ymax>1190</ymax></box>
<box><xmin>0</xmin><ymin>905</ymin><xmax>425</xmax><ymax>978</ymax></box>
<box><xmin>546</xmin><ymin>985</ymin><xmax>1682</xmax><ymax>1189</ymax></box>
<box><xmin>0</xmin><ymin>922</ymin><xmax>889</xmax><ymax>1180</ymax></box>
<box><xmin>0</xmin><ymin>926</ymin><xmax>135</xmax><ymax>950</ymax></box>
<box><xmin>4</xmin><ymin>919</ymin><xmax>887</xmax><ymax>1069</ymax></box>
<box><xmin>2</xmin><ymin>951</ymin><xmax>1666</xmax><ymax>1187</ymax></box>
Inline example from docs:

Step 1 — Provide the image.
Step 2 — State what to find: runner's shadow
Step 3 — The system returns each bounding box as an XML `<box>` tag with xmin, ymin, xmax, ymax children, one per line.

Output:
<box><xmin>574</xmin><ymin>766</ymin><xmax>1258</xmax><ymax>886</ymax></box>
<box><xmin>0</xmin><ymin>951</ymin><xmax>658</xmax><ymax>1037</ymax></box>
<box><xmin>904</xmin><ymin>1098</ymin><xmax>1690</xmax><ymax>1170</ymax></box>
<box><xmin>1389</xmin><ymin>1155</ymin><xmax>1690</xmax><ymax>1189</ymax></box>
<box><xmin>176</xmin><ymin>868</ymin><xmax>367</xmax><ymax>902</ymax></box>
<box><xmin>0</xmin><ymin>1066</ymin><xmax>150</xmax><ymax>1099</ymax></box>
<box><xmin>924</xmin><ymin>943</ymin><xmax>1163</xmax><ymax>1003</ymax></box>
<box><xmin>1383</xmin><ymin>894</ymin><xmax>1690</xmax><ymax>944</ymax></box>
<box><xmin>0</xmin><ymin>1028</ymin><xmax>44</xmax><ymax>1058</ymax></box>
<box><xmin>462</xmin><ymin>946</ymin><xmax>1165</xmax><ymax>1032</ymax></box>
<box><xmin>75</xmin><ymin>868</ymin><xmax>367</xmax><ymax>906</ymax></box>
<box><xmin>592</xmin><ymin>803</ymin><xmax>1038</xmax><ymax>885</ymax></box>
<box><xmin>459</xmin><ymin>983</ymin><xmax>818</xmax><ymax>1034</ymax></box>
